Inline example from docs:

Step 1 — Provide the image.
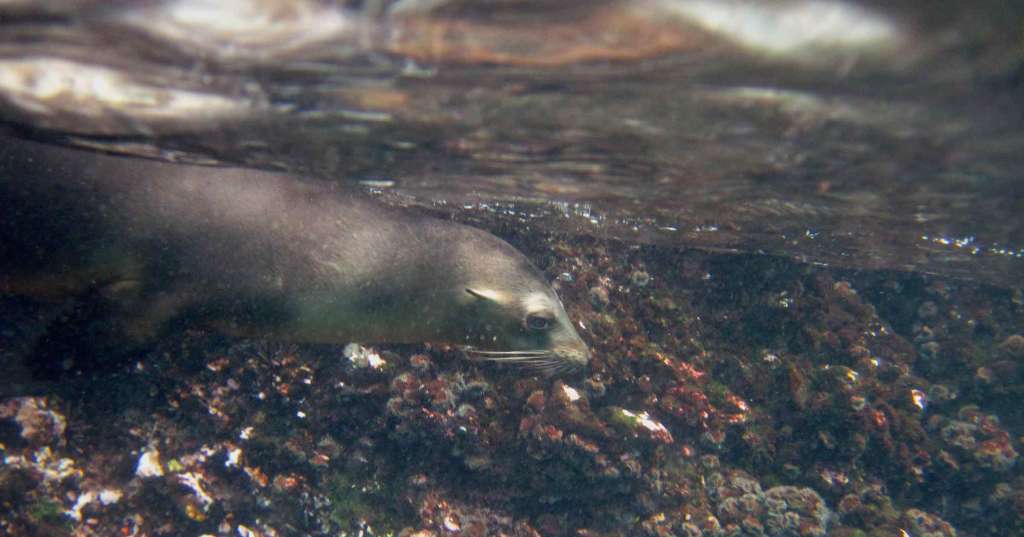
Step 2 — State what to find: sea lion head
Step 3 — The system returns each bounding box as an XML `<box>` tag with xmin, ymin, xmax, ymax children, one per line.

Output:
<box><xmin>451</xmin><ymin>228</ymin><xmax>590</xmax><ymax>375</ymax></box>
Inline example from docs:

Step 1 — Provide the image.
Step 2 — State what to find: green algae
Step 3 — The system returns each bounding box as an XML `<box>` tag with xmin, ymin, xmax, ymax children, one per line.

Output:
<box><xmin>28</xmin><ymin>499</ymin><xmax>66</xmax><ymax>526</ymax></box>
<box><xmin>326</xmin><ymin>471</ymin><xmax>405</xmax><ymax>534</ymax></box>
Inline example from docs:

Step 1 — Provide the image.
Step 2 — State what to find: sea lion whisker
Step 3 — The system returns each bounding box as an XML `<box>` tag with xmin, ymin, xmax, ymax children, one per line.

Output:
<box><xmin>544</xmin><ymin>361</ymin><xmax>568</xmax><ymax>373</ymax></box>
<box><xmin>462</xmin><ymin>346</ymin><xmax>578</xmax><ymax>376</ymax></box>
<box><xmin>476</xmin><ymin>356</ymin><xmax>551</xmax><ymax>362</ymax></box>
<box><xmin>464</xmin><ymin>349</ymin><xmax>550</xmax><ymax>357</ymax></box>
<box><xmin>530</xmin><ymin>363</ymin><xmax>571</xmax><ymax>376</ymax></box>
<box><xmin>522</xmin><ymin>356</ymin><xmax>562</xmax><ymax>368</ymax></box>
<box><xmin>546</xmin><ymin>361</ymin><xmax>579</xmax><ymax>375</ymax></box>
<box><xmin>483</xmin><ymin>355</ymin><xmax>555</xmax><ymax>363</ymax></box>
<box><xmin>463</xmin><ymin>348</ymin><xmax>550</xmax><ymax>358</ymax></box>
<box><xmin>464</xmin><ymin>349</ymin><xmax>556</xmax><ymax>363</ymax></box>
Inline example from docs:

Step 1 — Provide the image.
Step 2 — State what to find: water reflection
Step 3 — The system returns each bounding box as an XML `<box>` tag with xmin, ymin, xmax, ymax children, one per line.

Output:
<box><xmin>0</xmin><ymin>0</ymin><xmax>1020</xmax><ymax>286</ymax></box>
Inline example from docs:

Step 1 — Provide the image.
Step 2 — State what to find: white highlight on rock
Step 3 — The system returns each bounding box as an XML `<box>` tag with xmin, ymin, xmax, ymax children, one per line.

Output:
<box><xmin>136</xmin><ymin>449</ymin><xmax>165</xmax><ymax>478</ymax></box>
<box><xmin>561</xmin><ymin>384</ymin><xmax>582</xmax><ymax>402</ymax></box>
<box><xmin>99</xmin><ymin>489</ymin><xmax>123</xmax><ymax>505</ymax></box>
<box><xmin>621</xmin><ymin>409</ymin><xmax>671</xmax><ymax>435</ymax></box>
<box><xmin>911</xmin><ymin>389</ymin><xmax>928</xmax><ymax>411</ymax></box>
<box><xmin>5</xmin><ymin>447</ymin><xmax>82</xmax><ymax>484</ymax></box>
<box><xmin>344</xmin><ymin>343</ymin><xmax>386</xmax><ymax>369</ymax></box>
<box><xmin>443</xmin><ymin>513</ymin><xmax>461</xmax><ymax>531</ymax></box>
<box><xmin>226</xmin><ymin>447</ymin><xmax>243</xmax><ymax>468</ymax></box>
<box><xmin>178</xmin><ymin>472</ymin><xmax>215</xmax><ymax>508</ymax></box>
<box><xmin>64</xmin><ymin>488</ymin><xmax>121</xmax><ymax>521</ymax></box>
<box><xmin>4</xmin><ymin>397</ymin><xmax>67</xmax><ymax>443</ymax></box>
<box><xmin>66</xmin><ymin>491</ymin><xmax>96</xmax><ymax>521</ymax></box>
<box><xmin>367</xmin><ymin>352</ymin><xmax>386</xmax><ymax>369</ymax></box>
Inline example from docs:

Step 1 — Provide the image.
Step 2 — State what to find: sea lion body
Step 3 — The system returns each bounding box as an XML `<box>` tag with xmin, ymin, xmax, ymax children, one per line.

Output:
<box><xmin>0</xmin><ymin>139</ymin><xmax>589</xmax><ymax>372</ymax></box>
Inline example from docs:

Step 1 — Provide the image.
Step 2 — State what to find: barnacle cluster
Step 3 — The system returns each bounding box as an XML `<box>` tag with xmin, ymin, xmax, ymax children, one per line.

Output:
<box><xmin>2</xmin><ymin>234</ymin><xmax>1021</xmax><ymax>536</ymax></box>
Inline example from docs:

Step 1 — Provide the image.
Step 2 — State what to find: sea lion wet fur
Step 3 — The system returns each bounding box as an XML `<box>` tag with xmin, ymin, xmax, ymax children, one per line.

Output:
<box><xmin>0</xmin><ymin>138</ymin><xmax>589</xmax><ymax>374</ymax></box>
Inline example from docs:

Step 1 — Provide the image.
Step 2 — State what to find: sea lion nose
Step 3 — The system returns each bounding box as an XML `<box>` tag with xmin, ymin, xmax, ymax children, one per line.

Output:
<box><xmin>560</xmin><ymin>337</ymin><xmax>591</xmax><ymax>369</ymax></box>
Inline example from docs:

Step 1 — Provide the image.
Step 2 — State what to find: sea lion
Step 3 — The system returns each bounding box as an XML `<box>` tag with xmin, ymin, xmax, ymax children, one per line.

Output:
<box><xmin>0</xmin><ymin>138</ymin><xmax>589</xmax><ymax>375</ymax></box>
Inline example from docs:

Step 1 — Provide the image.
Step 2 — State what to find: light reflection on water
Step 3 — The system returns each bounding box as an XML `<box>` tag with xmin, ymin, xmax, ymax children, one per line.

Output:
<box><xmin>0</xmin><ymin>0</ymin><xmax>1021</xmax><ymax>286</ymax></box>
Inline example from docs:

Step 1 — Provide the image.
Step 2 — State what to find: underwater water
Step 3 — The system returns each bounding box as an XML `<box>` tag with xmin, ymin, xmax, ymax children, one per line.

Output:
<box><xmin>0</xmin><ymin>1</ymin><xmax>1022</xmax><ymax>536</ymax></box>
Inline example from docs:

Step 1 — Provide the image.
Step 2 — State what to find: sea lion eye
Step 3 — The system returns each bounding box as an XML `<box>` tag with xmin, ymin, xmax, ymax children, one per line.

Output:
<box><xmin>526</xmin><ymin>314</ymin><xmax>553</xmax><ymax>331</ymax></box>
